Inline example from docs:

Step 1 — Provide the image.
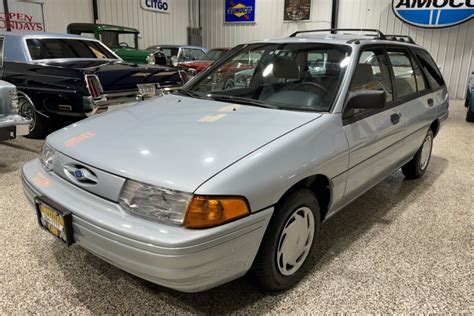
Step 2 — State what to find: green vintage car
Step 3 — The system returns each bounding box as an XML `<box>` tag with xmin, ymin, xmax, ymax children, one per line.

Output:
<box><xmin>67</xmin><ymin>23</ymin><xmax>166</xmax><ymax>65</ymax></box>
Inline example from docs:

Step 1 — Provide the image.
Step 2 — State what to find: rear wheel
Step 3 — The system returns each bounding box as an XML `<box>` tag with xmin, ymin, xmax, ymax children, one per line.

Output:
<box><xmin>402</xmin><ymin>129</ymin><xmax>434</xmax><ymax>179</ymax></box>
<box><xmin>466</xmin><ymin>90</ymin><xmax>474</xmax><ymax>122</ymax></box>
<box><xmin>19</xmin><ymin>96</ymin><xmax>49</xmax><ymax>139</ymax></box>
<box><xmin>467</xmin><ymin>110</ymin><xmax>474</xmax><ymax>123</ymax></box>
<box><xmin>251</xmin><ymin>189</ymin><xmax>320</xmax><ymax>292</ymax></box>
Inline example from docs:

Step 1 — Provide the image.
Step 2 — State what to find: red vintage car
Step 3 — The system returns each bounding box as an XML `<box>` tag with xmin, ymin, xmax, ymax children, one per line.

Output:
<box><xmin>179</xmin><ymin>48</ymin><xmax>231</xmax><ymax>76</ymax></box>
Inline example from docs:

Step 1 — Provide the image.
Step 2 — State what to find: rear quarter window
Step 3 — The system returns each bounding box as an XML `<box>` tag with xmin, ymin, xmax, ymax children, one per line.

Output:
<box><xmin>414</xmin><ymin>49</ymin><xmax>445</xmax><ymax>90</ymax></box>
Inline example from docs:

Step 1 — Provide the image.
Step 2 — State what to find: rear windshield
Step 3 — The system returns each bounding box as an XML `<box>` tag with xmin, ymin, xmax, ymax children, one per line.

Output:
<box><xmin>26</xmin><ymin>38</ymin><xmax>117</xmax><ymax>60</ymax></box>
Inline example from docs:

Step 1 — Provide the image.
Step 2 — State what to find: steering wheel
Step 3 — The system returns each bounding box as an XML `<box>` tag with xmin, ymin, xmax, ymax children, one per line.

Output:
<box><xmin>119</xmin><ymin>42</ymin><xmax>130</xmax><ymax>48</ymax></box>
<box><xmin>293</xmin><ymin>82</ymin><xmax>329</xmax><ymax>97</ymax></box>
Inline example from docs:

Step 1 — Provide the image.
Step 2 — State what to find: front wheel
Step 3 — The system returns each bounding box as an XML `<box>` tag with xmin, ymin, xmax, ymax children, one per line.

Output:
<box><xmin>251</xmin><ymin>189</ymin><xmax>320</xmax><ymax>292</ymax></box>
<box><xmin>19</xmin><ymin>96</ymin><xmax>49</xmax><ymax>139</ymax></box>
<box><xmin>402</xmin><ymin>129</ymin><xmax>434</xmax><ymax>179</ymax></box>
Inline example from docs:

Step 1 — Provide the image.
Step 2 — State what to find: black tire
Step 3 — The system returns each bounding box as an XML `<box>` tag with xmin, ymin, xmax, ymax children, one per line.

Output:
<box><xmin>251</xmin><ymin>188</ymin><xmax>320</xmax><ymax>292</ymax></box>
<box><xmin>19</xmin><ymin>96</ymin><xmax>50</xmax><ymax>139</ymax></box>
<box><xmin>465</xmin><ymin>89</ymin><xmax>470</xmax><ymax>108</ymax></box>
<box><xmin>467</xmin><ymin>108</ymin><xmax>474</xmax><ymax>122</ymax></box>
<box><xmin>402</xmin><ymin>129</ymin><xmax>434</xmax><ymax>179</ymax></box>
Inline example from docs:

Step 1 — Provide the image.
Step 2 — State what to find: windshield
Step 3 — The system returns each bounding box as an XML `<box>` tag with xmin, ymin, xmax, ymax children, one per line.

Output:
<box><xmin>204</xmin><ymin>49</ymin><xmax>228</xmax><ymax>61</ymax></box>
<box><xmin>151</xmin><ymin>47</ymin><xmax>179</xmax><ymax>58</ymax></box>
<box><xmin>186</xmin><ymin>43</ymin><xmax>351</xmax><ymax>112</ymax></box>
<box><xmin>100</xmin><ymin>31</ymin><xmax>138</xmax><ymax>49</ymax></box>
<box><xmin>26</xmin><ymin>38</ymin><xmax>117</xmax><ymax>60</ymax></box>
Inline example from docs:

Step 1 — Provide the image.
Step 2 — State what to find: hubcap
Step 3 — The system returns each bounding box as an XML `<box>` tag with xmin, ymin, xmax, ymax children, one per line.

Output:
<box><xmin>276</xmin><ymin>206</ymin><xmax>315</xmax><ymax>276</ymax></box>
<box><xmin>19</xmin><ymin>99</ymin><xmax>36</xmax><ymax>131</ymax></box>
<box><xmin>420</xmin><ymin>134</ymin><xmax>433</xmax><ymax>170</ymax></box>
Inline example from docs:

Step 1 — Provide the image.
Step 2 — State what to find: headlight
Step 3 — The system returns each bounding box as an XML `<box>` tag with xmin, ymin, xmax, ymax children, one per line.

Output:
<box><xmin>119</xmin><ymin>180</ymin><xmax>193</xmax><ymax>225</ymax></box>
<box><xmin>9</xmin><ymin>89</ymin><xmax>19</xmax><ymax>114</ymax></box>
<box><xmin>40</xmin><ymin>142</ymin><xmax>56</xmax><ymax>171</ymax></box>
<box><xmin>146</xmin><ymin>53</ymin><xmax>156</xmax><ymax>65</ymax></box>
<box><xmin>119</xmin><ymin>180</ymin><xmax>250</xmax><ymax>228</ymax></box>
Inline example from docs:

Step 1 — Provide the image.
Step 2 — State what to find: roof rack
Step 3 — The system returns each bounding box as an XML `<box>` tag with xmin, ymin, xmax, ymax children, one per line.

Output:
<box><xmin>385</xmin><ymin>35</ymin><xmax>416</xmax><ymax>44</ymax></box>
<box><xmin>289</xmin><ymin>28</ymin><xmax>386</xmax><ymax>39</ymax></box>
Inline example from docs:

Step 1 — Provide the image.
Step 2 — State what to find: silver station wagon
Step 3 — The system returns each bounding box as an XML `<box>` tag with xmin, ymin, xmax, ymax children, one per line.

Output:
<box><xmin>22</xmin><ymin>29</ymin><xmax>449</xmax><ymax>293</ymax></box>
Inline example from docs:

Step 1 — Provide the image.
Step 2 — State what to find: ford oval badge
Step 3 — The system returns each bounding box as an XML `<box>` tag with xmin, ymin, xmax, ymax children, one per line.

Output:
<box><xmin>392</xmin><ymin>0</ymin><xmax>474</xmax><ymax>28</ymax></box>
<box><xmin>74</xmin><ymin>170</ymin><xmax>84</xmax><ymax>179</ymax></box>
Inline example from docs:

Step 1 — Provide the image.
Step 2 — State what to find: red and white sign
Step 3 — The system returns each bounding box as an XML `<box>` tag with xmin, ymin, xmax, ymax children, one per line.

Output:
<box><xmin>0</xmin><ymin>12</ymin><xmax>44</xmax><ymax>31</ymax></box>
<box><xmin>0</xmin><ymin>0</ymin><xmax>44</xmax><ymax>32</ymax></box>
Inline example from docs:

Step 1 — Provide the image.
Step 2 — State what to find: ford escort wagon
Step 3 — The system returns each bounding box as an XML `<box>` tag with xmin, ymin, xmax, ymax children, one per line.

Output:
<box><xmin>21</xmin><ymin>29</ymin><xmax>449</xmax><ymax>292</ymax></box>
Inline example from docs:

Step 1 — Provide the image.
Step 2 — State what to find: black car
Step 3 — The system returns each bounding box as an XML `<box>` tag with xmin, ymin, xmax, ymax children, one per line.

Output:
<box><xmin>0</xmin><ymin>32</ymin><xmax>187</xmax><ymax>138</ymax></box>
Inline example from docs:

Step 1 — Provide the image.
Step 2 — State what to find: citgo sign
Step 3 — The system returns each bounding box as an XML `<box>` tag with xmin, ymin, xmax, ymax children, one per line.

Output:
<box><xmin>141</xmin><ymin>0</ymin><xmax>170</xmax><ymax>14</ymax></box>
<box><xmin>392</xmin><ymin>0</ymin><xmax>474</xmax><ymax>28</ymax></box>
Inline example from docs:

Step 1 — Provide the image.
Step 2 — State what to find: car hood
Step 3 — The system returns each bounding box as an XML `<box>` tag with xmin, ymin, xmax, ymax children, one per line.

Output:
<box><xmin>180</xmin><ymin>60</ymin><xmax>212</xmax><ymax>69</ymax></box>
<box><xmin>47</xmin><ymin>94</ymin><xmax>321</xmax><ymax>193</ymax></box>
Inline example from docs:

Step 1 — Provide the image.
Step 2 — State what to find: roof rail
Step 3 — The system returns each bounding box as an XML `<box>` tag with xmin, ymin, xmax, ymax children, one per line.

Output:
<box><xmin>385</xmin><ymin>35</ymin><xmax>416</xmax><ymax>44</ymax></box>
<box><xmin>289</xmin><ymin>28</ymin><xmax>386</xmax><ymax>39</ymax></box>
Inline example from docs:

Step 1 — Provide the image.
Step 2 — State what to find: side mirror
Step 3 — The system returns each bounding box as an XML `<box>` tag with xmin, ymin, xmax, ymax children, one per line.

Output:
<box><xmin>137</xmin><ymin>33</ymin><xmax>143</xmax><ymax>39</ymax></box>
<box><xmin>347</xmin><ymin>90</ymin><xmax>386</xmax><ymax>110</ymax></box>
<box><xmin>171</xmin><ymin>56</ymin><xmax>179</xmax><ymax>67</ymax></box>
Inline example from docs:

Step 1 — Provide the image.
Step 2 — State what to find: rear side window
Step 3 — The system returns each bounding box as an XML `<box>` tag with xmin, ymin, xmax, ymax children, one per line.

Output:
<box><xmin>387</xmin><ymin>50</ymin><xmax>417</xmax><ymax>98</ymax></box>
<box><xmin>350</xmin><ymin>49</ymin><xmax>393</xmax><ymax>104</ymax></box>
<box><xmin>414</xmin><ymin>49</ymin><xmax>445</xmax><ymax>89</ymax></box>
<box><xmin>413</xmin><ymin>57</ymin><xmax>427</xmax><ymax>92</ymax></box>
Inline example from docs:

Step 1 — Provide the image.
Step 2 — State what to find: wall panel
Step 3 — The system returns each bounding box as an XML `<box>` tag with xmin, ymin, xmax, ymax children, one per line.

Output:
<box><xmin>201</xmin><ymin>0</ymin><xmax>333</xmax><ymax>49</ymax></box>
<box><xmin>43</xmin><ymin>0</ymin><xmax>93</xmax><ymax>33</ymax></box>
<box><xmin>337</xmin><ymin>0</ymin><xmax>473</xmax><ymax>99</ymax></box>
<box><xmin>97</xmin><ymin>0</ymin><xmax>188</xmax><ymax>49</ymax></box>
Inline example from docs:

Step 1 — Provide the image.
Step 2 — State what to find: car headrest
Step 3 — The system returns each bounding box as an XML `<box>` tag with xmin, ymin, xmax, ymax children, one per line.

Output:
<box><xmin>272</xmin><ymin>58</ymin><xmax>300</xmax><ymax>79</ymax></box>
<box><xmin>325</xmin><ymin>63</ymin><xmax>341</xmax><ymax>76</ymax></box>
<box><xmin>352</xmin><ymin>63</ymin><xmax>374</xmax><ymax>86</ymax></box>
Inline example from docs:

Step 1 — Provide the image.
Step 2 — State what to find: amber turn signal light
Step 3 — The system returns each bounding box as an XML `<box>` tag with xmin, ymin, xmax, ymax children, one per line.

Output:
<box><xmin>184</xmin><ymin>196</ymin><xmax>250</xmax><ymax>229</ymax></box>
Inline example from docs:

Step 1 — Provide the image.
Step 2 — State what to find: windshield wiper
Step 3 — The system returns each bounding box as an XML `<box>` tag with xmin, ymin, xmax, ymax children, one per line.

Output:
<box><xmin>176</xmin><ymin>89</ymin><xmax>203</xmax><ymax>98</ymax></box>
<box><xmin>208</xmin><ymin>94</ymin><xmax>279</xmax><ymax>109</ymax></box>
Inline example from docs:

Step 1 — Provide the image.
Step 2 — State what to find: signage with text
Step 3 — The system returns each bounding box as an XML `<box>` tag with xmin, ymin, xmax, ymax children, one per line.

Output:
<box><xmin>0</xmin><ymin>12</ymin><xmax>44</xmax><ymax>31</ymax></box>
<box><xmin>392</xmin><ymin>0</ymin><xmax>474</xmax><ymax>28</ymax></box>
<box><xmin>141</xmin><ymin>0</ymin><xmax>170</xmax><ymax>14</ymax></box>
<box><xmin>225</xmin><ymin>0</ymin><xmax>255</xmax><ymax>23</ymax></box>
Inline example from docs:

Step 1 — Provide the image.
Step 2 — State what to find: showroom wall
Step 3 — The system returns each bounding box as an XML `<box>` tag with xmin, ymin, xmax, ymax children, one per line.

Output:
<box><xmin>200</xmin><ymin>0</ymin><xmax>333</xmax><ymax>49</ymax></box>
<box><xmin>337</xmin><ymin>0</ymin><xmax>474</xmax><ymax>99</ymax></box>
<box><xmin>1</xmin><ymin>0</ymin><xmax>189</xmax><ymax>49</ymax></box>
<box><xmin>97</xmin><ymin>0</ymin><xmax>189</xmax><ymax>48</ymax></box>
<box><xmin>43</xmin><ymin>0</ymin><xmax>93</xmax><ymax>32</ymax></box>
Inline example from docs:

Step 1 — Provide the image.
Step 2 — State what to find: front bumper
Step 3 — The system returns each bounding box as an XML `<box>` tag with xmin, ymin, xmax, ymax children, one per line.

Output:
<box><xmin>0</xmin><ymin>114</ymin><xmax>31</xmax><ymax>141</ymax></box>
<box><xmin>21</xmin><ymin>159</ymin><xmax>272</xmax><ymax>292</ymax></box>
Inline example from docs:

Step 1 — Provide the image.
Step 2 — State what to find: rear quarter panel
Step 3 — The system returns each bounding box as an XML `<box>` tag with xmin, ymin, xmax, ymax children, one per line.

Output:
<box><xmin>1</xmin><ymin>62</ymin><xmax>87</xmax><ymax>115</ymax></box>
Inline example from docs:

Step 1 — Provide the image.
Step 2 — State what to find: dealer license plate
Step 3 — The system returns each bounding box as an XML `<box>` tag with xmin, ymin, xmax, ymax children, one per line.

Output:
<box><xmin>36</xmin><ymin>199</ymin><xmax>74</xmax><ymax>246</ymax></box>
<box><xmin>138</xmin><ymin>83</ymin><xmax>157</xmax><ymax>97</ymax></box>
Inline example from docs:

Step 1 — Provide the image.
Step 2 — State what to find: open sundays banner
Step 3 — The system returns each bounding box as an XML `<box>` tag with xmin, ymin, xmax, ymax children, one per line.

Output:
<box><xmin>225</xmin><ymin>0</ymin><xmax>255</xmax><ymax>23</ymax></box>
<box><xmin>0</xmin><ymin>0</ymin><xmax>44</xmax><ymax>32</ymax></box>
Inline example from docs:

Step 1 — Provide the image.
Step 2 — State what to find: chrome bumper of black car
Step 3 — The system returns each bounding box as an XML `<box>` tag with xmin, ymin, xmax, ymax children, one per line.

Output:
<box><xmin>84</xmin><ymin>85</ymin><xmax>182</xmax><ymax>116</ymax></box>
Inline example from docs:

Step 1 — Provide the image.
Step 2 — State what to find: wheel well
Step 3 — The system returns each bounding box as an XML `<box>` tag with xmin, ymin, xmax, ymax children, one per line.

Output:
<box><xmin>430</xmin><ymin>120</ymin><xmax>440</xmax><ymax>137</ymax></box>
<box><xmin>278</xmin><ymin>175</ymin><xmax>331</xmax><ymax>221</ymax></box>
